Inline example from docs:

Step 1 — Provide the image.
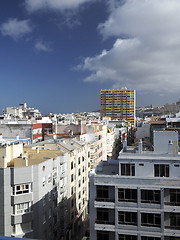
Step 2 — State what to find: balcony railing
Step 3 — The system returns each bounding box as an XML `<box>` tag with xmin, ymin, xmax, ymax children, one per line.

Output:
<box><xmin>95</xmin><ymin>219</ymin><xmax>115</xmax><ymax>225</ymax></box>
<box><xmin>95</xmin><ymin>197</ymin><xmax>115</xmax><ymax>202</ymax></box>
<box><xmin>118</xmin><ymin>199</ymin><xmax>137</xmax><ymax>203</ymax></box>
<box><xmin>164</xmin><ymin>202</ymin><xmax>180</xmax><ymax>206</ymax></box>
<box><xmin>165</xmin><ymin>225</ymin><xmax>180</xmax><ymax>230</ymax></box>
<box><xmin>141</xmin><ymin>200</ymin><xmax>160</xmax><ymax>204</ymax></box>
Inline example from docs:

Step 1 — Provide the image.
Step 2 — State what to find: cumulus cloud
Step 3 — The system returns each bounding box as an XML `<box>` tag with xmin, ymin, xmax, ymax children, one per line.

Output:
<box><xmin>24</xmin><ymin>0</ymin><xmax>94</xmax><ymax>12</ymax></box>
<box><xmin>34</xmin><ymin>40</ymin><xmax>53</xmax><ymax>52</ymax></box>
<box><xmin>78</xmin><ymin>0</ymin><xmax>180</xmax><ymax>93</ymax></box>
<box><xmin>0</xmin><ymin>18</ymin><xmax>33</xmax><ymax>40</ymax></box>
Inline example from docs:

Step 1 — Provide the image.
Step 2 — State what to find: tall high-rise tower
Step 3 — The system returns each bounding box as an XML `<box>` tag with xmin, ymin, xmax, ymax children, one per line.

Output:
<box><xmin>100</xmin><ymin>88</ymin><xmax>135</xmax><ymax>126</ymax></box>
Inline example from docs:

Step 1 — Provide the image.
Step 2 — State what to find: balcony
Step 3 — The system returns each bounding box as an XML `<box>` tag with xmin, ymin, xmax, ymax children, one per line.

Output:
<box><xmin>165</xmin><ymin>226</ymin><xmax>180</xmax><ymax>230</ymax></box>
<box><xmin>95</xmin><ymin>219</ymin><xmax>115</xmax><ymax>225</ymax></box>
<box><xmin>59</xmin><ymin>186</ymin><xmax>65</xmax><ymax>194</ymax></box>
<box><xmin>59</xmin><ymin>171</ymin><xmax>66</xmax><ymax>179</ymax></box>
<box><xmin>95</xmin><ymin>198</ymin><xmax>115</xmax><ymax>208</ymax></box>
<box><xmin>95</xmin><ymin>198</ymin><xmax>114</xmax><ymax>202</ymax></box>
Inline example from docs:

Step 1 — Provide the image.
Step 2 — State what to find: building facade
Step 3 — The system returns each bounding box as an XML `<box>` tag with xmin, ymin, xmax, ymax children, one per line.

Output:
<box><xmin>90</xmin><ymin>135</ymin><xmax>180</xmax><ymax>240</ymax></box>
<box><xmin>100</xmin><ymin>88</ymin><xmax>135</xmax><ymax>126</ymax></box>
<box><xmin>0</xmin><ymin>143</ymin><xmax>68</xmax><ymax>239</ymax></box>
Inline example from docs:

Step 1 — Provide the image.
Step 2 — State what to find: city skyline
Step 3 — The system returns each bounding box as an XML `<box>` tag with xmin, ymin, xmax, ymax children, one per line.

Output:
<box><xmin>1</xmin><ymin>0</ymin><xmax>180</xmax><ymax>114</ymax></box>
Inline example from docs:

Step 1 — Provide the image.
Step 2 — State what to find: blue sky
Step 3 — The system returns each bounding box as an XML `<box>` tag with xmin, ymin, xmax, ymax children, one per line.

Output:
<box><xmin>1</xmin><ymin>0</ymin><xmax>180</xmax><ymax>114</ymax></box>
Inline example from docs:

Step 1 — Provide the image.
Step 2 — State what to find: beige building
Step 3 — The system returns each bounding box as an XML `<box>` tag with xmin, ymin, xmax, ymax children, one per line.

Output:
<box><xmin>56</xmin><ymin>138</ymin><xmax>90</xmax><ymax>233</ymax></box>
<box><xmin>100</xmin><ymin>88</ymin><xmax>135</xmax><ymax>126</ymax></box>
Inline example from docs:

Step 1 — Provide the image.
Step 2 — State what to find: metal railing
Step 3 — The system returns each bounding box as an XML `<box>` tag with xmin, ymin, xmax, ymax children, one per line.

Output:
<box><xmin>95</xmin><ymin>219</ymin><xmax>115</xmax><ymax>225</ymax></box>
<box><xmin>95</xmin><ymin>197</ymin><xmax>115</xmax><ymax>202</ymax></box>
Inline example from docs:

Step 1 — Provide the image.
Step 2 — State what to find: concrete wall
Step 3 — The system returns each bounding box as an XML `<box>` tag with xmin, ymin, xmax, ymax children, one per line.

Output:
<box><xmin>0</xmin><ymin>124</ymin><xmax>32</xmax><ymax>140</ymax></box>
<box><xmin>136</xmin><ymin>123</ymin><xmax>150</xmax><ymax>140</ymax></box>
<box><xmin>154</xmin><ymin>131</ymin><xmax>178</xmax><ymax>154</ymax></box>
<box><xmin>0</xmin><ymin>168</ymin><xmax>11</xmax><ymax>236</ymax></box>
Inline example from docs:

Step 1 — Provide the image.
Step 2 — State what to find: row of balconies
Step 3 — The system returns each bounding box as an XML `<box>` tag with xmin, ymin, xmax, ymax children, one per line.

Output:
<box><xmin>95</xmin><ymin>209</ymin><xmax>180</xmax><ymax>232</ymax></box>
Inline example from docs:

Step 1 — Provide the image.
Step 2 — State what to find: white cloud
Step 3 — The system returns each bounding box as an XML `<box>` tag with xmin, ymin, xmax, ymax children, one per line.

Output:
<box><xmin>34</xmin><ymin>40</ymin><xmax>53</xmax><ymax>52</ymax></box>
<box><xmin>0</xmin><ymin>18</ymin><xmax>33</xmax><ymax>40</ymax></box>
<box><xmin>25</xmin><ymin>0</ymin><xmax>94</xmax><ymax>12</ymax></box>
<box><xmin>77</xmin><ymin>0</ymin><xmax>180</xmax><ymax>94</ymax></box>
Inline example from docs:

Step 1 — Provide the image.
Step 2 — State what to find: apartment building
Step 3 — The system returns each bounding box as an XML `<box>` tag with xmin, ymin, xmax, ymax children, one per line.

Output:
<box><xmin>23</xmin><ymin>137</ymin><xmax>90</xmax><ymax>239</ymax></box>
<box><xmin>0</xmin><ymin>142</ymin><xmax>68</xmax><ymax>239</ymax></box>
<box><xmin>54</xmin><ymin>138</ymin><xmax>90</xmax><ymax>235</ymax></box>
<box><xmin>100</xmin><ymin>88</ymin><xmax>135</xmax><ymax>126</ymax></box>
<box><xmin>3</xmin><ymin>103</ymin><xmax>41</xmax><ymax>119</ymax></box>
<box><xmin>89</xmin><ymin>132</ymin><xmax>180</xmax><ymax>240</ymax></box>
<box><xmin>55</xmin><ymin>121</ymin><xmax>107</xmax><ymax>168</ymax></box>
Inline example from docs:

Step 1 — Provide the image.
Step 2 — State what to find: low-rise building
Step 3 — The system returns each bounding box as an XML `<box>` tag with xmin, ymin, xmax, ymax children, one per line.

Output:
<box><xmin>89</xmin><ymin>132</ymin><xmax>180</xmax><ymax>240</ymax></box>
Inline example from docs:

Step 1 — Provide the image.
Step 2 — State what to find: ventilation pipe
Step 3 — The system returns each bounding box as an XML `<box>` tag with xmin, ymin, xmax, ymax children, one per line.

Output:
<box><xmin>138</xmin><ymin>139</ymin><xmax>143</xmax><ymax>154</ymax></box>
<box><xmin>123</xmin><ymin>139</ymin><xmax>127</xmax><ymax>152</ymax></box>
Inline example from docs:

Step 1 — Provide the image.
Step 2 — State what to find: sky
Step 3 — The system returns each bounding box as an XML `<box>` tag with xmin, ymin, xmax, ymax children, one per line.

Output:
<box><xmin>1</xmin><ymin>0</ymin><xmax>180</xmax><ymax>114</ymax></box>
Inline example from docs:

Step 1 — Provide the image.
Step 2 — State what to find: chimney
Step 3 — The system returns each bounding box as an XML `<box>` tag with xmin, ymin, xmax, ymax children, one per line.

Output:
<box><xmin>138</xmin><ymin>139</ymin><xmax>143</xmax><ymax>154</ymax></box>
<box><xmin>123</xmin><ymin>139</ymin><xmax>127</xmax><ymax>152</ymax></box>
<box><xmin>168</xmin><ymin>140</ymin><xmax>173</xmax><ymax>154</ymax></box>
<box><xmin>0</xmin><ymin>133</ymin><xmax>3</xmax><ymax>143</ymax></box>
<box><xmin>53</xmin><ymin>132</ymin><xmax>57</xmax><ymax>140</ymax></box>
<box><xmin>36</xmin><ymin>147</ymin><xmax>39</xmax><ymax>154</ymax></box>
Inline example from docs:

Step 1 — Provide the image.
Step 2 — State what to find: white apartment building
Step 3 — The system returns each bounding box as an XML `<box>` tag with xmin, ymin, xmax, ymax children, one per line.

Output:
<box><xmin>0</xmin><ymin>142</ymin><xmax>68</xmax><ymax>239</ymax></box>
<box><xmin>89</xmin><ymin>131</ymin><xmax>180</xmax><ymax>240</ymax></box>
<box><xmin>24</xmin><ymin>137</ymin><xmax>91</xmax><ymax>239</ymax></box>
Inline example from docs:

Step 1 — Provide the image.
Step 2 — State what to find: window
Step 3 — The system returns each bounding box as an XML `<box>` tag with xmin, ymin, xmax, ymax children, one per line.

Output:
<box><xmin>43</xmin><ymin>213</ymin><xmax>46</xmax><ymax>224</ymax></box>
<box><xmin>118</xmin><ymin>189</ymin><xmax>137</xmax><ymax>202</ymax></box>
<box><xmin>141</xmin><ymin>190</ymin><xmax>160</xmax><ymax>204</ymax></box>
<box><xmin>83</xmin><ymin>177</ymin><xmax>85</xmax><ymax>183</ymax></box>
<box><xmin>15</xmin><ymin>202</ymin><xmax>31</xmax><ymax>214</ymax></box>
<box><xmin>13</xmin><ymin>183</ymin><xmax>31</xmax><ymax>195</ymax></box>
<box><xmin>78</xmin><ymin>157</ymin><xmax>80</xmax><ymax>164</ymax></box>
<box><xmin>170</xmin><ymin>189</ymin><xmax>180</xmax><ymax>206</ymax></box>
<box><xmin>97</xmin><ymin>208</ymin><xmax>107</xmax><ymax>221</ymax></box>
<box><xmin>118</xmin><ymin>211</ymin><xmax>137</xmax><ymax>225</ymax></box>
<box><xmin>78</xmin><ymin>191</ymin><xmax>81</xmax><ymax>199</ymax></box>
<box><xmin>71</xmin><ymin>186</ymin><xmax>74</xmax><ymax>195</ymax></box>
<box><xmin>42</xmin><ymin>177</ymin><xmax>46</xmax><ymax>187</ymax></box>
<box><xmin>48</xmin><ymin>192</ymin><xmax>51</xmax><ymax>201</ymax></box>
<box><xmin>78</xmin><ymin>169</ymin><xmax>81</xmax><ymax>176</ymax></box>
<box><xmin>88</xmin><ymin>151</ymin><xmax>90</xmax><ymax>158</ymax></box>
<box><xmin>78</xmin><ymin>180</ymin><xmax>81</xmax><ymax>188</ymax></box>
<box><xmin>71</xmin><ymin>161</ymin><xmax>73</xmax><ymax>170</ymax></box>
<box><xmin>141</xmin><ymin>213</ymin><xmax>161</xmax><ymax>227</ymax></box>
<box><xmin>42</xmin><ymin>196</ymin><xmax>46</xmax><ymax>206</ymax></box>
<box><xmin>71</xmin><ymin>174</ymin><xmax>74</xmax><ymax>182</ymax></box>
<box><xmin>141</xmin><ymin>237</ymin><xmax>161</xmax><ymax>240</ymax></box>
<box><xmin>170</xmin><ymin>213</ymin><xmax>180</xmax><ymax>229</ymax></box>
<box><xmin>154</xmin><ymin>164</ymin><xmax>169</xmax><ymax>177</ymax></box>
<box><xmin>97</xmin><ymin>208</ymin><xmax>109</xmax><ymax>223</ymax></box>
<box><xmin>71</xmin><ymin>199</ymin><xmax>74</xmax><ymax>208</ymax></box>
<box><xmin>121</xmin><ymin>163</ymin><xmax>135</xmax><ymax>176</ymax></box>
<box><xmin>48</xmin><ymin>174</ymin><xmax>51</xmax><ymax>183</ymax></box>
<box><xmin>82</xmin><ymin>166</ymin><xmax>85</xmax><ymax>172</ymax></box>
<box><xmin>96</xmin><ymin>186</ymin><xmax>109</xmax><ymax>200</ymax></box>
<box><xmin>82</xmin><ymin>156</ymin><xmax>85</xmax><ymax>162</ymax></box>
<box><xmin>49</xmin><ymin>208</ymin><xmax>52</xmax><ymax>219</ymax></box>
<box><xmin>79</xmin><ymin>203</ymin><xmax>81</xmax><ymax>210</ymax></box>
<box><xmin>97</xmin><ymin>231</ymin><xmax>109</xmax><ymax>240</ymax></box>
<box><xmin>119</xmin><ymin>234</ymin><xmax>137</xmax><ymax>240</ymax></box>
